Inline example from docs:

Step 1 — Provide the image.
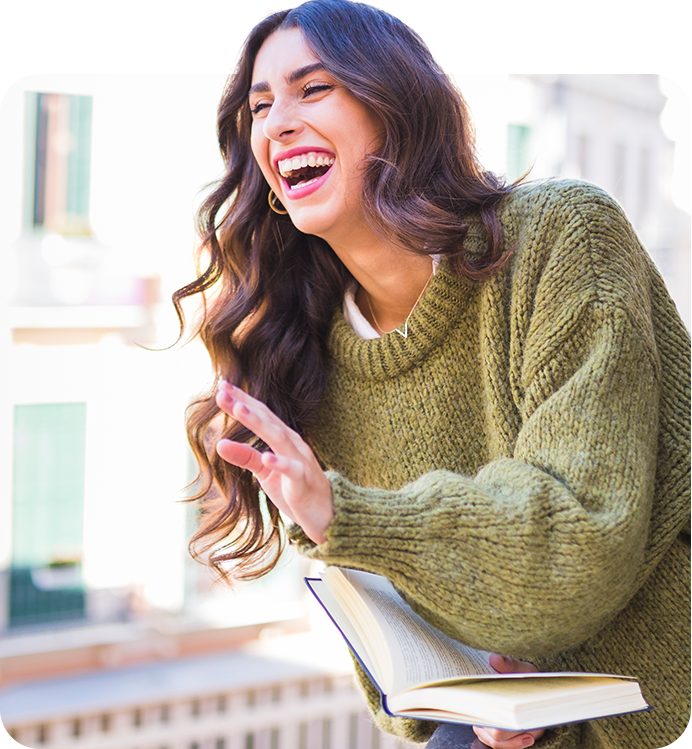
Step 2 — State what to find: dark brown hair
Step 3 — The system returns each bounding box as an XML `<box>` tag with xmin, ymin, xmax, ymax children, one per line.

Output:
<box><xmin>174</xmin><ymin>0</ymin><xmax>515</xmax><ymax>581</ymax></box>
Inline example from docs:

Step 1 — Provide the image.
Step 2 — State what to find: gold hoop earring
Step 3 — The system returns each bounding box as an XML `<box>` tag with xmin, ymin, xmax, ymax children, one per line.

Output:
<box><xmin>268</xmin><ymin>189</ymin><xmax>288</xmax><ymax>215</ymax></box>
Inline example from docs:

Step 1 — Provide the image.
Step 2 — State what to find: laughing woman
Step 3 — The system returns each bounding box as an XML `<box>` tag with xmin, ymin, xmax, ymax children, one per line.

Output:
<box><xmin>173</xmin><ymin>2</ymin><xmax>691</xmax><ymax>747</ymax></box>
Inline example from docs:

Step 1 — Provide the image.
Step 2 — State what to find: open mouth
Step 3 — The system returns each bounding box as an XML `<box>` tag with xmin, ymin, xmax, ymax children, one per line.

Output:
<box><xmin>277</xmin><ymin>151</ymin><xmax>335</xmax><ymax>190</ymax></box>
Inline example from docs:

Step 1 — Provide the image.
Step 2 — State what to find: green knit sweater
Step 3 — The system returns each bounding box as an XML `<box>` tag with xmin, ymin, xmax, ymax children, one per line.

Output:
<box><xmin>291</xmin><ymin>180</ymin><xmax>691</xmax><ymax>748</ymax></box>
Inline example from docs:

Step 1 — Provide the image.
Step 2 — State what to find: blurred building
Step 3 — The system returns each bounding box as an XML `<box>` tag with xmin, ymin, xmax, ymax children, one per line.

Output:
<box><xmin>0</xmin><ymin>78</ymin><xmax>319</xmax><ymax>610</ymax></box>
<box><xmin>466</xmin><ymin>73</ymin><xmax>690</xmax><ymax>326</ymax></box>
<box><xmin>1</xmin><ymin>627</ymin><xmax>415</xmax><ymax>749</ymax></box>
<box><xmin>0</xmin><ymin>74</ymin><xmax>689</xmax><ymax>748</ymax></box>
<box><xmin>0</xmin><ymin>76</ymin><xmax>330</xmax><ymax>748</ymax></box>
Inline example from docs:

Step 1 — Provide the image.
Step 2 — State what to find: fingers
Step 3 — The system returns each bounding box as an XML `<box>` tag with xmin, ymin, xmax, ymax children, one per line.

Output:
<box><xmin>216</xmin><ymin>382</ymin><xmax>305</xmax><ymax>460</ymax></box>
<box><xmin>489</xmin><ymin>653</ymin><xmax>539</xmax><ymax>675</ymax></box>
<box><xmin>474</xmin><ymin>657</ymin><xmax>544</xmax><ymax>747</ymax></box>
<box><xmin>473</xmin><ymin>726</ymin><xmax>543</xmax><ymax>748</ymax></box>
<box><xmin>213</xmin><ymin>381</ymin><xmax>334</xmax><ymax>544</ymax></box>
<box><xmin>216</xmin><ymin>439</ymin><xmax>265</xmax><ymax>476</ymax></box>
<box><xmin>261</xmin><ymin>451</ymin><xmax>306</xmax><ymax>480</ymax></box>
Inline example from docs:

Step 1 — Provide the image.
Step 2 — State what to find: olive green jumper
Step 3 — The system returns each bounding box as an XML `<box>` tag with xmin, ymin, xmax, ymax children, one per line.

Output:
<box><xmin>290</xmin><ymin>180</ymin><xmax>690</xmax><ymax>748</ymax></box>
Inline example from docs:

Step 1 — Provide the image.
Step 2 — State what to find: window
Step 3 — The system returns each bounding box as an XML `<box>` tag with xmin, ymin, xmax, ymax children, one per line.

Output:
<box><xmin>506</xmin><ymin>124</ymin><xmax>532</xmax><ymax>182</ymax></box>
<box><xmin>638</xmin><ymin>147</ymin><xmax>651</xmax><ymax>222</ymax></box>
<box><xmin>24</xmin><ymin>92</ymin><xmax>93</xmax><ymax>235</ymax></box>
<box><xmin>613</xmin><ymin>142</ymin><xmax>627</xmax><ymax>201</ymax></box>
<box><xmin>348</xmin><ymin>714</ymin><xmax>358</xmax><ymax>749</ymax></box>
<box><xmin>576</xmin><ymin>134</ymin><xmax>590</xmax><ymax>180</ymax></box>
<box><xmin>10</xmin><ymin>403</ymin><xmax>87</xmax><ymax>627</ymax></box>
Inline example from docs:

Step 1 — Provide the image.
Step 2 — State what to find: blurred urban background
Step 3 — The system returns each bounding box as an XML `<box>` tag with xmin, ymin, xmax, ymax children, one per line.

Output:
<box><xmin>0</xmin><ymin>9</ymin><xmax>689</xmax><ymax>749</ymax></box>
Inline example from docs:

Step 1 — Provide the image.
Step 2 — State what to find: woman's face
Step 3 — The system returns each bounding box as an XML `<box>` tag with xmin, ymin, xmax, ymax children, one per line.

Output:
<box><xmin>249</xmin><ymin>28</ymin><xmax>383</xmax><ymax>248</ymax></box>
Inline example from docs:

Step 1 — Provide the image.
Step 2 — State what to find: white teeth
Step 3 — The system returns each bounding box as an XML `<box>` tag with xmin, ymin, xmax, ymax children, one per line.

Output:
<box><xmin>290</xmin><ymin>177</ymin><xmax>319</xmax><ymax>190</ymax></box>
<box><xmin>277</xmin><ymin>151</ymin><xmax>335</xmax><ymax>177</ymax></box>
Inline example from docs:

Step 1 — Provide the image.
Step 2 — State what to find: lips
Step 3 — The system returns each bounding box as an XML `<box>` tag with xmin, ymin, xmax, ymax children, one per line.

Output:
<box><xmin>274</xmin><ymin>148</ymin><xmax>335</xmax><ymax>199</ymax></box>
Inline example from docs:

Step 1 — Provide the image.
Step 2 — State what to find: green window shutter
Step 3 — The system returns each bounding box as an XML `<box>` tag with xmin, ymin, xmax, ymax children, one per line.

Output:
<box><xmin>66</xmin><ymin>94</ymin><xmax>93</xmax><ymax>232</ymax></box>
<box><xmin>11</xmin><ymin>403</ymin><xmax>87</xmax><ymax>627</ymax></box>
<box><xmin>507</xmin><ymin>123</ymin><xmax>532</xmax><ymax>182</ymax></box>
<box><xmin>23</xmin><ymin>92</ymin><xmax>93</xmax><ymax>235</ymax></box>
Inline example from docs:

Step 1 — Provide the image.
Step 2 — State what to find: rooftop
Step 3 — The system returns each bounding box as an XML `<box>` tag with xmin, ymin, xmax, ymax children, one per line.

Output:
<box><xmin>0</xmin><ymin>629</ymin><xmax>353</xmax><ymax>724</ymax></box>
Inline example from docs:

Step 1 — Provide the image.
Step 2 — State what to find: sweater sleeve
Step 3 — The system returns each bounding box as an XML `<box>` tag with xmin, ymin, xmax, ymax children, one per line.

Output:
<box><xmin>295</xmin><ymin>188</ymin><xmax>682</xmax><ymax>663</ymax></box>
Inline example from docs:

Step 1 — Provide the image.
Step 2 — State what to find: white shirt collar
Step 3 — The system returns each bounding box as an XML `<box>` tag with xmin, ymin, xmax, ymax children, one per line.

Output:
<box><xmin>341</xmin><ymin>255</ymin><xmax>440</xmax><ymax>339</ymax></box>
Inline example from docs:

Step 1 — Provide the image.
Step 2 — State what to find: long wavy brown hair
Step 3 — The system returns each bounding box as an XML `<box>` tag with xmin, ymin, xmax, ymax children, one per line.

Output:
<box><xmin>174</xmin><ymin>0</ymin><xmax>516</xmax><ymax>581</ymax></box>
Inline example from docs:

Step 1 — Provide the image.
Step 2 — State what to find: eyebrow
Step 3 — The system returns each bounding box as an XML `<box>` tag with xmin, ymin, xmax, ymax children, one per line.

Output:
<box><xmin>248</xmin><ymin>62</ymin><xmax>327</xmax><ymax>97</ymax></box>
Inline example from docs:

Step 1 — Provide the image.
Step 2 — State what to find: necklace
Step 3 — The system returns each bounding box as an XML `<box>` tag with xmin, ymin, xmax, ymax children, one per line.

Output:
<box><xmin>365</xmin><ymin>264</ymin><xmax>434</xmax><ymax>339</ymax></box>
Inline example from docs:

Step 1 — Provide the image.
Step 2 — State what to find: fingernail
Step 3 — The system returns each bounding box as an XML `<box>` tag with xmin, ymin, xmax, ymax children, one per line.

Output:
<box><xmin>218</xmin><ymin>380</ymin><xmax>236</xmax><ymax>396</ymax></box>
<box><xmin>522</xmin><ymin>737</ymin><xmax>534</xmax><ymax>747</ymax></box>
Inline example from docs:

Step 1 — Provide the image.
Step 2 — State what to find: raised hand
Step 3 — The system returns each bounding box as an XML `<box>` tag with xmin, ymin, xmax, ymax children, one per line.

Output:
<box><xmin>214</xmin><ymin>381</ymin><xmax>334</xmax><ymax>544</ymax></box>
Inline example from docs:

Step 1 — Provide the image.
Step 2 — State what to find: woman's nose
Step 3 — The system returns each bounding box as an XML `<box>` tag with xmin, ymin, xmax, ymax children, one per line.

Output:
<box><xmin>262</xmin><ymin>99</ymin><xmax>303</xmax><ymax>143</ymax></box>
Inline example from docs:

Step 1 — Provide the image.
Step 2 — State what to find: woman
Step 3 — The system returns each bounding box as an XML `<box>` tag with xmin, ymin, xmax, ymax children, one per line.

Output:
<box><xmin>173</xmin><ymin>2</ymin><xmax>690</xmax><ymax>747</ymax></box>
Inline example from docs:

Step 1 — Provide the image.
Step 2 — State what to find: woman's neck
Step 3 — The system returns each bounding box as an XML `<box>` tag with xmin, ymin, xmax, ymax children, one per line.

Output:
<box><xmin>330</xmin><ymin>233</ymin><xmax>434</xmax><ymax>334</ymax></box>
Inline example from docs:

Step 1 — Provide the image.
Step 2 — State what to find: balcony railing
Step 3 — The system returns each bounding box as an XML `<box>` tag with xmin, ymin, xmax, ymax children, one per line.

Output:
<box><xmin>4</xmin><ymin>673</ymin><xmax>418</xmax><ymax>749</ymax></box>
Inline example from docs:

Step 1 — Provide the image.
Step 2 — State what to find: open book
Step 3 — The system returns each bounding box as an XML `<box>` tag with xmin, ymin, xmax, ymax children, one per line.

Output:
<box><xmin>306</xmin><ymin>567</ymin><xmax>649</xmax><ymax>731</ymax></box>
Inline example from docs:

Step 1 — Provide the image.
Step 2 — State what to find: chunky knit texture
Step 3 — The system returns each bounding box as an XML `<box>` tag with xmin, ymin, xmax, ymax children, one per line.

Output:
<box><xmin>290</xmin><ymin>180</ymin><xmax>690</xmax><ymax>748</ymax></box>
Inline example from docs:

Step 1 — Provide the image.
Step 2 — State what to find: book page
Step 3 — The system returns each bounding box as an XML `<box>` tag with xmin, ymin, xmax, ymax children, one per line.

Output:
<box><xmin>306</xmin><ymin>579</ymin><xmax>382</xmax><ymax>683</ymax></box>
<box><xmin>363</xmin><ymin>587</ymin><xmax>493</xmax><ymax>689</ymax></box>
<box><xmin>337</xmin><ymin>569</ymin><xmax>493</xmax><ymax>693</ymax></box>
<box><xmin>387</xmin><ymin>676</ymin><xmax>648</xmax><ymax>731</ymax></box>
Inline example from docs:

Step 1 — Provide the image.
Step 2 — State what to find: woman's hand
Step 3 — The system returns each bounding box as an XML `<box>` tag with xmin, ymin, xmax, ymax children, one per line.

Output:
<box><xmin>472</xmin><ymin>654</ymin><xmax>546</xmax><ymax>749</ymax></box>
<box><xmin>215</xmin><ymin>381</ymin><xmax>334</xmax><ymax>544</ymax></box>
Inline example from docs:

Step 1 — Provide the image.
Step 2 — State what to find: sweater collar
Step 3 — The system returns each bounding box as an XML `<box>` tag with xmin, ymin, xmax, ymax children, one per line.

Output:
<box><xmin>327</xmin><ymin>258</ymin><xmax>477</xmax><ymax>381</ymax></box>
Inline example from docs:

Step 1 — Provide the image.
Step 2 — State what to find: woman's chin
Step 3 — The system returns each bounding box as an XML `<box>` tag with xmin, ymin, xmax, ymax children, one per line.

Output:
<box><xmin>283</xmin><ymin>209</ymin><xmax>334</xmax><ymax>242</ymax></box>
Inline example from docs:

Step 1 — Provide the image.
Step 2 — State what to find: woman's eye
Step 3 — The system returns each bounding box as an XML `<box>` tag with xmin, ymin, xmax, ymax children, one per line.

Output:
<box><xmin>249</xmin><ymin>83</ymin><xmax>332</xmax><ymax>116</ymax></box>
<box><xmin>302</xmin><ymin>83</ymin><xmax>333</xmax><ymax>98</ymax></box>
<box><xmin>249</xmin><ymin>101</ymin><xmax>271</xmax><ymax>116</ymax></box>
